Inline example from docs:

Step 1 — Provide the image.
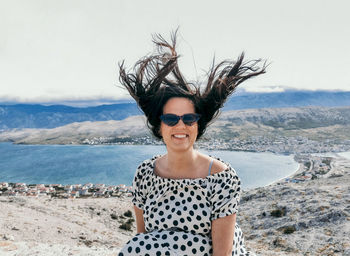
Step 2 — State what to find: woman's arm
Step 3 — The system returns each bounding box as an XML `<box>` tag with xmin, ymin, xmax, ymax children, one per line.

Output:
<box><xmin>211</xmin><ymin>213</ymin><xmax>236</xmax><ymax>256</ymax></box>
<box><xmin>133</xmin><ymin>205</ymin><xmax>146</xmax><ymax>233</ymax></box>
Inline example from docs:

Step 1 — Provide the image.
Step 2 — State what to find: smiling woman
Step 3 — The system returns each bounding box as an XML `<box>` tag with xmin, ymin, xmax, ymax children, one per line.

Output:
<box><xmin>160</xmin><ymin>98</ymin><xmax>198</xmax><ymax>154</ymax></box>
<box><xmin>117</xmin><ymin>30</ymin><xmax>266</xmax><ymax>256</ymax></box>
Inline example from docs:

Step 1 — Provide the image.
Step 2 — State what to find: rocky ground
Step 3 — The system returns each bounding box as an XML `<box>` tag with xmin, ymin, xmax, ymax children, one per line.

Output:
<box><xmin>238</xmin><ymin>154</ymin><xmax>350</xmax><ymax>256</ymax></box>
<box><xmin>1</xmin><ymin>154</ymin><xmax>349</xmax><ymax>255</ymax></box>
<box><xmin>0</xmin><ymin>197</ymin><xmax>136</xmax><ymax>255</ymax></box>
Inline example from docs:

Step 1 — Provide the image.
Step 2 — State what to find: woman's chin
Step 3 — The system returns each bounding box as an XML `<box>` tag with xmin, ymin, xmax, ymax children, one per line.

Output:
<box><xmin>166</xmin><ymin>141</ymin><xmax>194</xmax><ymax>152</ymax></box>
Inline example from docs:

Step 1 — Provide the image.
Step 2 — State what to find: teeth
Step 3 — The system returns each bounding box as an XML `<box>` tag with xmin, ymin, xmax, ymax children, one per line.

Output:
<box><xmin>173</xmin><ymin>134</ymin><xmax>187</xmax><ymax>138</ymax></box>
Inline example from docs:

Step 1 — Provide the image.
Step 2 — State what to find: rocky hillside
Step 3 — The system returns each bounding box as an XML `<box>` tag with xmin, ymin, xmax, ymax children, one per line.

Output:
<box><xmin>219</xmin><ymin>107</ymin><xmax>350</xmax><ymax>129</ymax></box>
<box><xmin>0</xmin><ymin>106</ymin><xmax>349</xmax><ymax>148</ymax></box>
<box><xmin>238</xmin><ymin>154</ymin><xmax>350</xmax><ymax>255</ymax></box>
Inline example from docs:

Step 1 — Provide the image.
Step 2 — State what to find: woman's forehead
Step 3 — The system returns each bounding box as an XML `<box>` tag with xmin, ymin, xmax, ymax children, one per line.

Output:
<box><xmin>163</xmin><ymin>97</ymin><xmax>195</xmax><ymax>114</ymax></box>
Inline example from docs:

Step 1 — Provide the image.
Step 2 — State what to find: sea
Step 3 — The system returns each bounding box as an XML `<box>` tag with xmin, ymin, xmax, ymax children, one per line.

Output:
<box><xmin>0</xmin><ymin>142</ymin><xmax>300</xmax><ymax>190</ymax></box>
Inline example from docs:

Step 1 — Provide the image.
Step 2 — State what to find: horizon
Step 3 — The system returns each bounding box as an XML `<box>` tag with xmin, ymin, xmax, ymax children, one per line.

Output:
<box><xmin>1</xmin><ymin>88</ymin><xmax>350</xmax><ymax>107</ymax></box>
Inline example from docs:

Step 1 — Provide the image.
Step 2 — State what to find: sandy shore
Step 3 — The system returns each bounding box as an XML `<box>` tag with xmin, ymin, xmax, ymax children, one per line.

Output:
<box><xmin>1</xmin><ymin>154</ymin><xmax>349</xmax><ymax>255</ymax></box>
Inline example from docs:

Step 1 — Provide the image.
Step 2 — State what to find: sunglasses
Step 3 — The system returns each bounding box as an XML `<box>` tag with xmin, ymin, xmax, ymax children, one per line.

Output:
<box><xmin>160</xmin><ymin>113</ymin><xmax>201</xmax><ymax>126</ymax></box>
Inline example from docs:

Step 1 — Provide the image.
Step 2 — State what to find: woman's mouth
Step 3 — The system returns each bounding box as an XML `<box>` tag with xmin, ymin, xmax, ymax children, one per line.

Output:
<box><xmin>172</xmin><ymin>134</ymin><xmax>188</xmax><ymax>139</ymax></box>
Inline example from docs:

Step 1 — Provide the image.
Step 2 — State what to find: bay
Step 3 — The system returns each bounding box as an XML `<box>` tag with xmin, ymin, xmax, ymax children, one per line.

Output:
<box><xmin>0</xmin><ymin>143</ymin><xmax>298</xmax><ymax>189</ymax></box>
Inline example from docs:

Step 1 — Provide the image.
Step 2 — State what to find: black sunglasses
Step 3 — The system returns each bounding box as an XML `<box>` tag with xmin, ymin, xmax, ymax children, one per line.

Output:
<box><xmin>160</xmin><ymin>113</ymin><xmax>201</xmax><ymax>126</ymax></box>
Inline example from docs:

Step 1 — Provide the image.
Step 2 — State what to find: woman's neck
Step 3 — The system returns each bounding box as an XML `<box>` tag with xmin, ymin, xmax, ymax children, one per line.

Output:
<box><xmin>164</xmin><ymin>148</ymin><xmax>199</xmax><ymax>177</ymax></box>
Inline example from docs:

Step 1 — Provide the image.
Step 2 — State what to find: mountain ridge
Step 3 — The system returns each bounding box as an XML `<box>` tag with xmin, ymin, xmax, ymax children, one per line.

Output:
<box><xmin>1</xmin><ymin>106</ymin><xmax>349</xmax><ymax>149</ymax></box>
<box><xmin>1</xmin><ymin>90</ymin><xmax>349</xmax><ymax>130</ymax></box>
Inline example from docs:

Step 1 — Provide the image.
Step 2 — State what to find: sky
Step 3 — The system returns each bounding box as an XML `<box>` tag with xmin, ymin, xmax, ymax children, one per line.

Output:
<box><xmin>0</xmin><ymin>0</ymin><xmax>349</xmax><ymax>105</ymax></box>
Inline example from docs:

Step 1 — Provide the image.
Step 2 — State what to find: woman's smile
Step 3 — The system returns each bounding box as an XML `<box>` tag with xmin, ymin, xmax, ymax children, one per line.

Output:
<box><xmin>172</xmin><ymin>134</ymin><xmax>188</xmax><ymax>139</ymax></box>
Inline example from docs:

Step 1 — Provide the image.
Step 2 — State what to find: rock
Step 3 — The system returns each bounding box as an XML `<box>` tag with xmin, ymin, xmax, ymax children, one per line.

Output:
<box><xmin>0</xmin><ymin>241</ymin><xmax>18</xmax><ymax>251</ymax></box>
<box><xmin>3</xmin><ymin>234</ymin><xmax>15</xmax><ymax>241</ymax></box>
<box><xmin>343</xmin><ymin>248</ymin><xmax>350</xmax><ymax>256</ymax></box>
<box><xmin>271</xmin><ymin>237</ymin><xmax>287</xmax><ymax>248</ymax></box>
<box><xmin>296</xmin><ymin>221</ymin><xmax>308</xmax><ymax>229</ymax></box>
<box><xmin>0</xmin><ymin>241</ymin><xmax>12</xmax><ymax>247</ymax></box>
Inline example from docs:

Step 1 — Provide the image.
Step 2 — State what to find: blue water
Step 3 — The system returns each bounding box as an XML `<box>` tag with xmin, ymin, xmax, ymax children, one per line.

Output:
<box><xmin>0</xmin><ymin>143</ymin><xmax>298</xmax><ymax>189</ymax></box>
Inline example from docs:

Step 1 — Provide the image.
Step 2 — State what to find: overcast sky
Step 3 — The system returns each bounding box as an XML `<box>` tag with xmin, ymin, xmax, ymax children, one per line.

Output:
<box><xmin>1</xmin><ymin>0</ymin><xmax>349</xmax><ymax>104</ymax></box>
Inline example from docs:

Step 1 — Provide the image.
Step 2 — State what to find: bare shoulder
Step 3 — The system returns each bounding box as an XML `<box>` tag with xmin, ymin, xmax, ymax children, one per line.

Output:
<box><xmin>210</xmin><ymin>158</ymin><xmax>228</xmax><ymax>175</ymax></box>
<box><xmin>197</xmin><ymin>153</ymin><xmax>228</xmax><ymax>175</ymax></box>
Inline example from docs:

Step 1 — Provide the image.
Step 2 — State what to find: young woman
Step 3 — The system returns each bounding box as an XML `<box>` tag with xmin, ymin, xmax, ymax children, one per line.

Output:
<box><xmin>118</xmin><ymin>31</ymin><xmax>266</xmax><ymax>256</ymax></box>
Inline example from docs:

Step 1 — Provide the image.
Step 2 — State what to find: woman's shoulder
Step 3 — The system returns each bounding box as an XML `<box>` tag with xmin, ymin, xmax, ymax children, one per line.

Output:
<box><xmin>135</xmin><ymin>157</ymin><xmax>155</xmax><ymax>179</ymax></box>
<box><xmin>134</xmin><ymin>155</ymin><xmax>160</xmax><ymax>178</ymax></box>
<box><xmin>210</xmin><ymin>158</ymin><xmax>229</xmax><ymax>175</ymax></box>
<box><xmin>207</xmin><ymin>156</ymin><xmax>240</xmax><ymax>182</ymax></box>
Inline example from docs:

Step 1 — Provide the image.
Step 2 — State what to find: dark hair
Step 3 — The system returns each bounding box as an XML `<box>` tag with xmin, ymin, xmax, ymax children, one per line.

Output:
<box><xmin>119</xmin><ymin>30</ymin><xmax>267</xmax><ymax>140</ymax></box>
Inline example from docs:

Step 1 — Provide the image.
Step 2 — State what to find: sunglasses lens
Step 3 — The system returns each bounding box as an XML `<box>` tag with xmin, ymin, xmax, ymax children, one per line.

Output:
<box><xmin>160</xmin><ymin>114</ymin><xmax>201</xmax><ymax>126</ymax></box>
<box><xmin>182</xmin><ymin>114</ymin><xmax>200</xmax><ymax>125</ymax></box>
<box><xmin>160</xmin><ymin>114</ymin><xmax>179</xmax><ymax>126</ymax></box>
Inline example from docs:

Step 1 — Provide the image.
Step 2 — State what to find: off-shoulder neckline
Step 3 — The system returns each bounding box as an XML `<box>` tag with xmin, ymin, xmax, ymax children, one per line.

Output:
<box><xmin>149</xmin><ymin>155</ymin><xmax>233</xmax><ymax>182</ymax></box>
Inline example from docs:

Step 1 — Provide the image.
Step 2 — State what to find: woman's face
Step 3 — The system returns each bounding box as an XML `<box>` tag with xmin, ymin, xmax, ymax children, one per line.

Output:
<box><xmin>160</xmin><ymin>97</ymin><xmax>198</xmax><ymax>153</ymax></box>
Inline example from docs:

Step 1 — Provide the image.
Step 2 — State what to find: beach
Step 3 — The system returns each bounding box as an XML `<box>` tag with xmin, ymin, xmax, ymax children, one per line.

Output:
<box><xmin>1</xmin><ymin>154</ymin><xmax>349</xmax><ymax>255</ymax></box>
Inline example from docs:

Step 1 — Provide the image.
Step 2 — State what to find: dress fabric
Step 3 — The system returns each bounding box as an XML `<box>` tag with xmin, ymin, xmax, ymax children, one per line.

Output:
<box><xmin>119</xmin><ymin>156</ymin><xmax>254</xmax><ymax>256</ymax></box>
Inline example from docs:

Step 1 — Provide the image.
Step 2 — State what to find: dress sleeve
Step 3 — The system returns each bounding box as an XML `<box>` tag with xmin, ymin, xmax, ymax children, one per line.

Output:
<box><xmin>210</xmin><ymin>169</ymin><xmax>241</xmax><ymax>220</ymax></box>
<box><xmin>131</xmin><ymin>161</ymin><xmax>149</xmax><ymax>210</ymax></box>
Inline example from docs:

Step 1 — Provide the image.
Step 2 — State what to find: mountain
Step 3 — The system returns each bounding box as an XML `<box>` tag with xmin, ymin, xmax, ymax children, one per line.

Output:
<box><xmin>0</xmin><ymin>103</ymin><xmax>141</xmax><ymax>130</ymax></box>
<box><xmin>1</xmin><ymin>106</ymin><xmax>349</xmax><ymax>147</ymax></box>
<box><xmin>0</xmin><ymin>90</ymin><xmax>349</xmax><ymax>130</ymax></box>
<box><xmin>222</xmin><ymin>90</ymin><xmax>350</xmax><ymax>110</ymax></box>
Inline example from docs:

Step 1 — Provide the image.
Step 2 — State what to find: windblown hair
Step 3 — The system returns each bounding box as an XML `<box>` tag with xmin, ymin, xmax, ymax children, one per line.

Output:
<box><xmin>119</xmin><ymin>31</ymin><xmax>267</xmax><ymax>140</ymax></box>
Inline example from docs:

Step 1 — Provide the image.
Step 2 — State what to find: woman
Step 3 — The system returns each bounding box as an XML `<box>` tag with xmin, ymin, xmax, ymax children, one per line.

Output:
<box><xmin>118</xmin><ymin>31</ymin><xmax>266</xmax><ymax>256</ymax></box>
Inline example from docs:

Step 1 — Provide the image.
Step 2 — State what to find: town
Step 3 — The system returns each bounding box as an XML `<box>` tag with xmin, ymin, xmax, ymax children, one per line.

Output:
<box><xmin>82</xmin><ymin>135</ymin><xmax>350</xmax><ymax>154</ymax></box>
<box><xmin>0</xmin><ymin>182</ymin><xmax>132</xmax><ymax>198</ymax></box>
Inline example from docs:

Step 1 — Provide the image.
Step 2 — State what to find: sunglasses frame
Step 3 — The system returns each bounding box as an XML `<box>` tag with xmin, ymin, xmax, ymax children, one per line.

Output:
<box><xmin>160</xmin><ymin>113</ymin><xmax>201</xmax><ymax>126</ymax></box>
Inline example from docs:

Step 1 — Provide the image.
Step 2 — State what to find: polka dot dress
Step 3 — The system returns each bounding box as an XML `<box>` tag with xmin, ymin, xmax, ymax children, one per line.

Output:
<box><xmin>119</xmin><ymin>156</ymin><xmax>254</xmax><ymax>256</ymax></box>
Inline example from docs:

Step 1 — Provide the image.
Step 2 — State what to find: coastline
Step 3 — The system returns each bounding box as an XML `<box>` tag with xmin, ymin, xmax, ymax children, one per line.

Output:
<box><xmin>1</xmin><ymin>152</ymin><xmax>350</xmax><ymax>255</ymax></box>
<box><xmin>0</xmin><ymin>142</ymin><xmax>300</xmax><ymax>190</ymax></box>
<box><xmin>238</xmin><ymin>153</ymin><xmax>350</xmax><ymax>255</ymax></box>
<box><xmin>260</xmin><ymin>157</ymin><xmax>301</xmax><ymax>190</ymax></box>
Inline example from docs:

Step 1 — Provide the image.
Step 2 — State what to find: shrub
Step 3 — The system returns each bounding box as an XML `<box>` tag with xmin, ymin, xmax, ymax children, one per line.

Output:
<box><xmin>127</xmin><ymin>218</ymin><xmax>135</xmax><ymax>224</ymax></box>
<box><xmin>283</xmin><ymin>226</ymin><xmax>296</xmax><ymax>234</ymax></box>
<box><xmin>270</xmin><ymin>207</ymin><xmax>286</xmax><ymax>217</ymax></box>
<box><xmin>119</xmin><ymin>222</ymin><xmax>132</xmax><ymax>231</ymax></box>
<box><xmin>124</xmin><ymin>210</ymin><xmax>132</xmax><ymax>217</ymax></box>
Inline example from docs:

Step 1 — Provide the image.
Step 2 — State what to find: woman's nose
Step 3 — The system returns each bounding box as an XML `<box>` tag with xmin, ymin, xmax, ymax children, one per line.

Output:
<box><xmin>175</xmin><ymin>119</ymin><xmax>186</xmax><ymax>127</ymax></box>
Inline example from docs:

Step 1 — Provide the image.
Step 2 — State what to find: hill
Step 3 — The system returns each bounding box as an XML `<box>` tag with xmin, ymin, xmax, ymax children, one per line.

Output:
<box><xmin>1</xmin><ymin>106</ymin><xmax>349</xmax><ymax>154</ymax></box>
<box><xmin>1</xmin><ymin>90</ymin><xmax>349</xmax><ymax>130</ymax></box>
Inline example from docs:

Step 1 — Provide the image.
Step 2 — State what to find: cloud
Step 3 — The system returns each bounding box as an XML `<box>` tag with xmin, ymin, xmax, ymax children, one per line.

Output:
<box><xmin>243</xmin><ymin>86</ymin><xmax>286</xmax><ymax>93</ymax></box>
<box><xmin>0</xmin><ymin>94</ymin><xmax>133</xmax><ymax>107</ymax></box>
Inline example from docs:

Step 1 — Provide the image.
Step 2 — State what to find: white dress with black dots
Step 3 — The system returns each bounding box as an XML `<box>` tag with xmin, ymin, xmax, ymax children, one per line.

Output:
<box><xmin>119</xmin><ymin>156</ymin><xmax>254</xmax><ymax>256</ymax></box>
